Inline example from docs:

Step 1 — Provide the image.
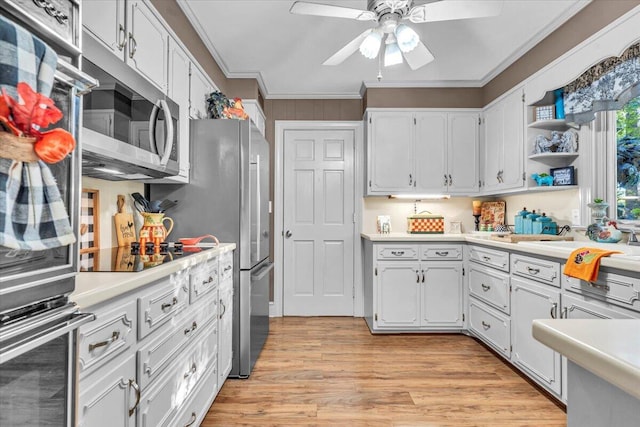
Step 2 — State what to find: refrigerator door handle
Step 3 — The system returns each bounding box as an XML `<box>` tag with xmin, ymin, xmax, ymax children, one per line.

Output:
<box><xmin>251</xmin><ymin>261</ymin><xmax>274</xmax><ymax>281</ymax></box>
<box><xmin>254</xmin><ymin>154</ymin><xmax>261</xmax><ymax>262</ymax></box>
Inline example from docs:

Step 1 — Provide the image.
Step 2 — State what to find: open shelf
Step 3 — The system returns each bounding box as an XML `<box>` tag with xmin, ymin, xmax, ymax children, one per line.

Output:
<box><xmin>528</xmin><ymin>152</ymin><xmax>579</xmax><ymax>167</ymax></box>
<box><xmin>525</xmin><ymin>185</ymin><xmax>579</xmax><ymax>194</ymax></box>
<box><xmin>528</xmin><ymin>119</ymin><xmax>578</xmax><ymax>131</ymax></box>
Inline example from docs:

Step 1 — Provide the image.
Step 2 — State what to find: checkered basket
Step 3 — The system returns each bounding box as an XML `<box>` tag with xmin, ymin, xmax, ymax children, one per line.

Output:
<box><xmin>407</xmin><ymin>211</ymin><xmax>444</xmax><ymax>234</ymax></box>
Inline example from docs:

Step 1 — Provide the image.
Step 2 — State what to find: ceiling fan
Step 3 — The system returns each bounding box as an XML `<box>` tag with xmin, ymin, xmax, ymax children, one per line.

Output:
<box><xmin>290</xmin><ymin>0</ymin><xmax>504</xmax><ymax>70</ymax></box>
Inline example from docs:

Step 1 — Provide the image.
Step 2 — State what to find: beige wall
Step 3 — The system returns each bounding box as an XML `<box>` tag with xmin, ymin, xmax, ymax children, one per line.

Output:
<box><xmin>364</xmin><ymin>88</ymin><xmax>484</xmax><ymax>109</ymax></box>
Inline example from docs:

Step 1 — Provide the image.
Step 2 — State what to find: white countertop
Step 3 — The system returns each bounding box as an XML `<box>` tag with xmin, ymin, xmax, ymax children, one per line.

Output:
<box><xmin>72</xmin><ymin>243</ymin><xmax>235</xmax><ymax>309</ymax></box>
<box><xmin>532</xmin><ymin>319</ymin><xmax>640</xmax><ymax>400</ymax></box>
<box><xmin>361</xmin><ymin>232</ymin><xmax>640</xmax><ymax>273</ymax></box>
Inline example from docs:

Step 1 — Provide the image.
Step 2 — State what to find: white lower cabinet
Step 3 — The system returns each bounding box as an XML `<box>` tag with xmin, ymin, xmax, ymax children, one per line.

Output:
<box><xmin>77</xmin><ymin>249</ymin><xmax>234</xmax><ymax>427</ymax></box>
<box><xmin>421</xmin><ymin>262</ymin><xmax>464</xmax><ymax>328</ymax></box>
<box><xmin>468</xmin><ymin>299</ymin><xmax>511</xmax><ymax>358</ymax></box>
<box><xmin>377</xmin><ymin>262</ymin><xmax>421</xmax><ymax>328</ymax></box>
<box><xmin>511</xmin><ymin>276</ymin><xmax>561</xmax><ymax>396</ymax></box>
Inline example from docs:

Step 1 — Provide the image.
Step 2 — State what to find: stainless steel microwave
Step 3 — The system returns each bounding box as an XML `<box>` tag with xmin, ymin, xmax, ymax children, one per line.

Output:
<box><xmin>80</xmin><ymin>34</ymin><xmax>180</xmax><ymax>180</ymax></box>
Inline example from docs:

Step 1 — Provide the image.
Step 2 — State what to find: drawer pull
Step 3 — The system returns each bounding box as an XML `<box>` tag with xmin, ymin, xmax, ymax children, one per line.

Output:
<box><xmin>550</xmin><ymin>302</ymin><xmax>558</xmax><ymax>319</ymax></box>
<box><xmin>184</xmin><ymin>412</ymin><xmax>197</xmax><ymax>427</ymax></box>
<box><xmin>203</xmin><ymin>276</ymin><xmax>214</xmax><ymax>285</ymax></box>
<box><xmin>184</xmin><ymin>363</ymin><xmax>197</xmax><ymax>380</ymax></box>
<box><xmin>481</xmin><ymin>321</ymin><xmax>491</xmax><ymax>330</ymax></box>
<box><xmin>435</xmin><ymin>251</ymin><xmax>449</xmax><ymax>256</ymax></box>
<box><xmin>390</xmin><ymin>251</ymin><xmax>405</xmax><ymax>256</ymax></box>
<box><xmin>128</xmin><ymin>379</ymin><xmax>140</xmax><ymax>416</ymax></box>
<box><xmin>220</xmin><ymin>300</ymin><xmax>226</xmax><ymax>319</ymax></box>
<box><xmin>421</xmin><ymin>270</ymin><xmax>425</xmax><ymax>283</ymax></box>
<box><xmin>416</xmin><ymin>270</ymin><xmax>420</xmax><ymax>283</ymax></box>
<box><xmin>223</xmin><ymin>265</ymin><xmax>232</xmax><ymax>272</ymax></box>
<box><xmin>161</xmin><ymin>297</ymin><xmax>179</xmax><ymax>312</ymax></box>
<box><xmin>184</xmin><ymin>321</ymin><xmax>198</xmax><ymax>336</ymax></box>
<box><xmin>89</xmin><ymin>331</ymin><xmax>120</xmax><ymax>352</ymax></box>
<box><xmin>482</xmin><ymin>256</ymin><xmax>491</xmax><ymax>262</ymax></box>
<box><xmin>481</xmin><ymin>284</ymin><xmax>491</xmax><ymax>292</ymax></box>
<box><xmin>526</xmin><ymin>267</ymin><xmax>540</xmax><ymax>275</ymax></box>
<box><xmin>561</xmin><ymin>307</ymin><xmax>568</xmax><ymax>319</ymax></box>
<box><xmin>587</xmin><ymin>281</ymin><xmax>610</xmax><ymax>291</ymax></box>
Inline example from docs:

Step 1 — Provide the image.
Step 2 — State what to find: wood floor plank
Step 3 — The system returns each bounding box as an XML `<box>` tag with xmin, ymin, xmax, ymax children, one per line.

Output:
<box><xmin>203</xmin><ymin>317</ymin><xmax>566</xmax><ymax>426</ymax></box>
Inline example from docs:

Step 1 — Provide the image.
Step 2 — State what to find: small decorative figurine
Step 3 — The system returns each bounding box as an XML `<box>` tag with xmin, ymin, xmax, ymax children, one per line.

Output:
<box><xmin>531</xmin><ymin>173</ymin><xmax>554</xmax><ymax>186</ymax></box>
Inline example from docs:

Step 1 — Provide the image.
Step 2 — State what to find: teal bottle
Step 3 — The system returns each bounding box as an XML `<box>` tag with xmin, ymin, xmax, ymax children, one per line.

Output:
<box><xmin>514</xmin><ymin>207</ymin><xmax>529</xmax><ymax>234</ymax></box>
<box><xmin>523</xmin><ymin>210</ymin><xmax>540</xmax><ymax>234</ymax></box>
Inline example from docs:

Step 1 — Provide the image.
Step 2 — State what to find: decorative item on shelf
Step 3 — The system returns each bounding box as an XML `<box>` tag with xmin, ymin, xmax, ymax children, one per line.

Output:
<box><xmin>222</xmin><ymin>98</ymin><xmax>249</xmax><ymax>120</ymax></box>
<box><xmin>472</xmin><ymin>200</ymin><xmax>482</xmax><ymax>231</ymax></box>
<box><xmin>585</xmin><ymin>199</ymin><xmax>622</xmax><ymax>243</ymax></box>
<box><xmin>407</xmin><ymin>211</ymin><xmax>444</xmax><ymax>234</ymax></box>
<box><xmin>554</xmin><ymin>88</ymin><xmax>565</xmax><ymax>119</ymax></box>
<box><xmin>523</xmin><ymin>210</ymin><xmax>541</xmax><ymax>234</ymax></box>
<box><xmin>534</xmin><ymin>130</ymin><xmax>578</xmax><ymax>154</ymax></box>
<box><xmin>205</xmin><ymin>91</ymin><xmax>231</xmax><ymax>119</ymax></box>
<box><xmin>534</xmin><ymin>105</ymin><xmax>555</xmax><ymax>121</ymax></box>
<box><xmin>514</xmin><ymin>207</ymin><xmax>529</xmax><ymax>234</ymax></box>
<box><xmin>531</xmin><ymin>172</ymin><xmax>554</xmax><ymax>186</ymax></box>
<box><xmin>376</xmin><ymin>215</ymin><xmax>391</xmax><ymax>234</ymax></box>
<box><xmin>550</xmin><ymin>166</ymin><xmax>576</xmax><ymax>186</ymax></box>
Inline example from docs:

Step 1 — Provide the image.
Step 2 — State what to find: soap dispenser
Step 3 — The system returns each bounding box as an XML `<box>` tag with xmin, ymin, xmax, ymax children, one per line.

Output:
<box><xmin>523</xmin><ymin>210</ymin><xmax>540</xmax><ymax>234</ymax></box>
<box><xmin>515</xmin><ymin>207</ymin><xmax>529</xmax><ymax>234</ymax></box>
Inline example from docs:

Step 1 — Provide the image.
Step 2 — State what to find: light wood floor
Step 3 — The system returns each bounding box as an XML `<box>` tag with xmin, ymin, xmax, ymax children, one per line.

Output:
<box><xmin>202</xmin><ymin>317</ymin><xmax>565</xmax><ymax>426</ymax></box>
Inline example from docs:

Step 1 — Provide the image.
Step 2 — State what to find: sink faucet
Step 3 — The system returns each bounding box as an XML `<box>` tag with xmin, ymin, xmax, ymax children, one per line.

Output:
<box><xmin>629</xmin><ymin>229</ymin><xmax>640</xmax><ymax>246</ymax></box>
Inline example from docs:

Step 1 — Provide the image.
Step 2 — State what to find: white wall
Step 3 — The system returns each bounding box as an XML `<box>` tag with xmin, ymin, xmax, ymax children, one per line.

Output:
<box><xmin>81</xmin><ymin>177</ymin><xmax>144</xmax><ymax>248</ymax></box>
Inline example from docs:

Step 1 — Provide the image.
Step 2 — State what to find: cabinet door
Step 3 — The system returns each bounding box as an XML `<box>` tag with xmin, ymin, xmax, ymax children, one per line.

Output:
<box><xmin>218</xmin><ymin>278</ymin><xmax>233</xmax><ymax>389</ymax></box>
<box><xmin>189</xmin><ymin>64</ymin><xmax>213</xmax><ymax>119</ymax></box>
<box><xmin>421</xmin><ymin>262</ymin><xmax>463</xmax><ymax>328</ymax></box>
<box><xmin>448</xmin><ymin>113</ymin><xmax>479</xmax><ymax>193</ymax></box>
<box><xmin>376</xmin><ymin>262</ymin><xmax>420</xmax><ymax>328</ymax></box>
<box><xmin>367</xmin><ymin>112</ymin><xmax>414</xmax><ymax>194</ymax></box>
<box><xmin>511</xmin><ymin>277</ymin><xmax>561</xmax><ymax>395</ymax></box>
<box><xmin>482</xmin><ymin>102</ymin><xmax>503</xmax><ymax>192</ymax></box>
<box><xmin>82</xmin><ymin>0</ymin><xmax>126</xmax><ymax>59</ymax></box>
<box><xmin>126</xmin><ymin>0</ymin><xmax>168</xmax><ymax>92</ymax></box>
<box><xmin>78</xmin><ymin>353</ymin><xmax>138</xmax><ymax>427</ymax></box>
<box><xmin>414</xmin><ymin>112</ymin><xmax>447</xmax><ymax>192</ymax></box>
<box><xmin>167</xmin><ymin>38</ymin><xmax>191</xmax><ymax>181</ymax></box>
<box><xmin>500</xmin><ymin>88</ymin><xmax>525</xmax><ymax>189</ymax></box>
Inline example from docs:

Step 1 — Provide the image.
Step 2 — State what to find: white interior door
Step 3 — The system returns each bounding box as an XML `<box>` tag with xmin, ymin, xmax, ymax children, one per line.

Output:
<box><xmin>283</xmin><ymin>129</ymin><xmax>355</xmax><ymax>316</ymax></box>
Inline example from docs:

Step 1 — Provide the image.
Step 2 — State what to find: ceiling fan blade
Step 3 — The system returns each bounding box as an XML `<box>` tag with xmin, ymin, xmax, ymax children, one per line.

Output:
<box><xmin>290</xmin><ymin>1</ymin><xmax>376</xmax><ymax>21</ymax></box>
<box><xmin>402</xmin><ymin>40</ymin><xmax>435</xmax><ymax>70</ymax></box>
<box><xmin>408</xmin><ymin>0</ymin><xmax>504</xmax><ymax>23</ymax></box>
<box><xmin>323</xmin><ymin>29</ymin><xmax>373</xmax><ymax>66</ymax></box>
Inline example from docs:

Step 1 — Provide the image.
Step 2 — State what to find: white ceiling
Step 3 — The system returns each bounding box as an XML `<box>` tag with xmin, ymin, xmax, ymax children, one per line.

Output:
<box><xmin>178</xmin><ymin>0</ymin><xmax>591</xmax><ymax>98</ymax></box>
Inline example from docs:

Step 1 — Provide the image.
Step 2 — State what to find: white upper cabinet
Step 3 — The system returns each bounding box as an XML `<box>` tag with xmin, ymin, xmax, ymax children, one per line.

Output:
<box><xmin>366</xmin><ymin>110</ymin><xmax>480</xmax><ymax>196</ymax></box>
<box><xmin>189</xmin><ymin>63</ymin><xmax>213</xmax><ymax>119</ymax></box>
<box><xmin>83</xmin><ymin>0</ymin><xmax>168</xmax><ymax>92</ymax></box>
<box><xmin>242</xmin><ymin>99</ymin><xmax>266</xmax><ymax>137</ymax></box>
<box><xmin>482</xmin><ymin>86</ymin><xmax>525</xmax><ymax>193</ymax></box>
<box><xmin>167</xmin><ymin>37</ymin><xmax>191</xmax><ymax>182</ymax></box>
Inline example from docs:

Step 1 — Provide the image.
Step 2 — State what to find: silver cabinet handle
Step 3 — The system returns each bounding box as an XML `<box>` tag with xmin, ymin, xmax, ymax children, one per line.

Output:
<box><xmin>117</xmin><ymin>24</ymin><xmax>126</xmax><ymax>50</ymax></box>
<box><xmin>203</xmin><ymin>276</ymin><xmax>214</xmax><ymax>285</ymax></box>
<box><xmin>481</xmin><ymin>284</ymin><xmax>490</xmax><ymax>292</ymax></box>
<box><xmin>223</xmin><ymin>265</ymin><xmax>232</xmax><ymax>272</ymax></box>
<box><xmin>184</xmin><ymin>321</ymin><xmax>197</xmax><ymax>336</ymax></box>
<box><xmin>219</xmin><ymin>300</ymin><xmax>226</xmax><ymax>319</ymax></box>
<box><xmin>444</xmin><ymin>174</ymin><xmax>448</xmax><ymax>186</ymax></box>
<box><xmin>481</xmin><ymin>321</ymin><xmax>491</xmax><ymax>330</ymax></box>
<box><xmin>183</xmin><ymin>363</ymin><xmax>197</xmax><ymax>380</ymax></box>
<box><xmin>416</xmin><ymin>270</ymin><xmax>420</xmax><ymax>283</ymax></box>
<box><xmin>527</xmin><ymin>267</ymin><xmax>540</xmax><ymax>275</ymax></box>
<box><xmin>561</xmin><ymin>307</ymin><xmax>568</xmax><ymax>319</ymax></box>
<box><xmin>184</xmin><ymin>412</ymin><xmax>197</xmax><ymax>427</ymax></box>
<box><xmin>409</xmin><ymin>174</ymin><xmax>413</xmax><ymax>186</ymax></box>
<box><xmin>482</xmin><ymin>256</ymin><xmax>491</xmax><ymax>262</ymax></box>
<box><xmin>390</xmin><ymin>251</ymin><xmax>405</xmax><ymax>256</ymax></box>
<box><xmin>89</xmin><ymin>330</ymin><xmax>120</xmax><ymax>352</ymax></box>
<box><xmin>449</xmin><ymin>174</ymin><xmax>452</xmax><ymax>186</ymax></box>
<box><xmin>588</xmin><ymin>281</ymin><xmax>610</xmax><ymax>291</ymax></box>
<box><xmin>435</xmin><ymin>251</ymin><xmax>449</xmax><ymax>256</ymax></box>
<box><xmin>285</xmin><ymin>230</ymin><xmax>292</xmax><ymax>238</ymax></box>
<box><xmin>128</xmin><ymin>379</ymin><xmax>141</xmax><ymax>416</ymax></box>
<box><xmin>161</xmin><ymin>297</ymin><xmax>178</xmax><ymax>312</ymax></box>
<box><xmin>421</xmin><ymin>270</ymin><xmax>425</xmax><ymax>283</ymax></box>
<box><xmin>550</xmin><ymin>302</ymin><xmax>558</xmax><ymax>319</ymax></box>
<box><xmin>128</xmin><ymin>33</ymin><xmax>137</xmax><ymax>58</ymax></box>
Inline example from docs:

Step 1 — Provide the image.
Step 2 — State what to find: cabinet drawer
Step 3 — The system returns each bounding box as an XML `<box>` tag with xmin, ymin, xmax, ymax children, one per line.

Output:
<box><xmin>138</xmin><ymin>321</ymin><xmax>218</xmax><ymax>427</ymax></box>
<box><xmin>78</xmin><ymin>300</ymin><xmax>136</xmax><ymax>376</ymax></box>
<box><xmin>138</xmin><ymin>292</ymin><xmax>218</xmax><ymax>388</ymax></box>
<box><xmin>376</xmin><ymin>244</ymin><xmax>419</xmax><ymax>260</ymax></box>
<box><xmin>138</xmin><ymin>270</ymin><xmax>190</xmax><ymax>339</ymax></box>
<box><xmin>468</xmin><ymin>246</ymin><xmax>509</xmax><ymax>272</ymax></box>
<box><xmin>512</xmin><ymin>254</ymin><xmax>560</xmax><ymax>287</ymax></box>
<box><xmin>468</xmin><ymin>299</ymin><xmax>510</xmax><ymax>358</ymax></box>
<box><xmin>190</xmin><ymin>256</ymin><xmax>218</xmax><ymax>304</ymax></box>
<box><xmin>468</xmin><ymin>264</ymin><xmax>510</xmax><ymax>314</ymax></box>
<box><xmin>562</xmin><ymin>293</ymin><xmax>637</xmax><ymax>320</ymax></box>
<box><xmin>219</xmin><ymin>251</ymin><xmax>233</xmax><ymax>282</ymax></box>
<box><xmin>171</xmin><ymin>362</ymin><xmax>218</xmax><ymax>427</ymax></box>
<box><xmin>562</xmin><ymin>269</ymin><xmax>640</xmax><ymax>313</ymax></box>
<box><xmin>421</xmin><ymin>245</ymin><xmax>463</xmax><ymax>260</ymax></box>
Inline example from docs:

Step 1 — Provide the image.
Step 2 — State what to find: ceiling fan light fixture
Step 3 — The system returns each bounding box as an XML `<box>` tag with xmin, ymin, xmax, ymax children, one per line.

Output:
<box><xmin>384</xmin><ymin>34</ymin><xmax>403</xmax><ymax>66</ymax></box>
<box><xmin>359</xmin><ymin>29</ymin><xmax>382</xmax><ymax>59</ymax></box>
<box><xmin>395</xmin><ymin>24</ymin><xmax>419</xmax><ymax>53</ymax></box>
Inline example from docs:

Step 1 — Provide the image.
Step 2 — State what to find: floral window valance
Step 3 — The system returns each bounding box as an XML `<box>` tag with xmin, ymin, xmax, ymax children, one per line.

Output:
<box><xmin>563</xmin><ymin>41</ymin><xmax>640</xmax><ymax>125</ymax></box>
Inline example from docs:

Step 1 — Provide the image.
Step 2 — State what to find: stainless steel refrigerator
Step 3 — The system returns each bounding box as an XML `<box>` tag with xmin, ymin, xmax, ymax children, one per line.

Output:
<box><xmin>149</xmin><ymin>119</ymin><xmax>271</xmax><ymax>378</ymax></box>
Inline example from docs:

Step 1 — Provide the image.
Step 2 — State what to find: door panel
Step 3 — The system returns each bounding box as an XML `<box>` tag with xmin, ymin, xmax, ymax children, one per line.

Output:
<box><xmin>448</xmin><ymin>113</ymin><xmax>479</xmax><ymax>193</ymax></box>
<box><xmin>421</xmin><ymin>262</ymin><xmax>463</xmax><ymax>327</ymax></box>
<box><xmin>368</xmin><ymin>112</ymin><xmax>413</xmax><ymax>193</ymax></box>
<box><xmin>415</xmin><ymin>112</ymin><xmax>447</xmax><ymax>192</ymax></box>
<box><xmin>377</xmin><ymin>263</ymin><xmax>420</xmax><ymax>328</ymax></box>
<box><xmin>283</xmin><ymin>130</ymin><xmax>355</xmax><ymax>316</ymax></box>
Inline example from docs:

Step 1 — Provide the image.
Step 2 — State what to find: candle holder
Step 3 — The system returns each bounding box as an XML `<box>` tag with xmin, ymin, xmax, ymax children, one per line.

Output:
<box><xmin>473</xmin><ymin>214</ymin><xmax>481</xmax><ymax>231</ymax></box>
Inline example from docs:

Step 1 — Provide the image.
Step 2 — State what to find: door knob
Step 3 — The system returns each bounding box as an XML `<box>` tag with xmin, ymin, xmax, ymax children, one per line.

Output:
<box><xmin>285</xmin><ymin>230</ymin><xmax>292</xmax><ymax>238</ymax></box>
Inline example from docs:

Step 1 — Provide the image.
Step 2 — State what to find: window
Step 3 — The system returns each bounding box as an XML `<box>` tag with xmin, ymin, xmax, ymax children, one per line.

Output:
<box><xmin>616</xmin><ymin>96</ymin><xmax>640</xmax><ymax>221</ymax></box>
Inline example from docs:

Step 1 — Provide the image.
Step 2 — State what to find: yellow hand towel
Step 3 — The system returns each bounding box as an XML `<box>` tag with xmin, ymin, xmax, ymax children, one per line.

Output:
<box><xmin>563</xmin><ymin>247</ymin><xmax>622</xmax><ymax>282</ymax></box>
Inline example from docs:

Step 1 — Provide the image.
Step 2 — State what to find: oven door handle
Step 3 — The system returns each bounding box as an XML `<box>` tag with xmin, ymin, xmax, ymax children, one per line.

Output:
<box><xmin>0</xmin><ymin>312</ymin><xmax>95</xmax><ymax>362</ymax></box>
